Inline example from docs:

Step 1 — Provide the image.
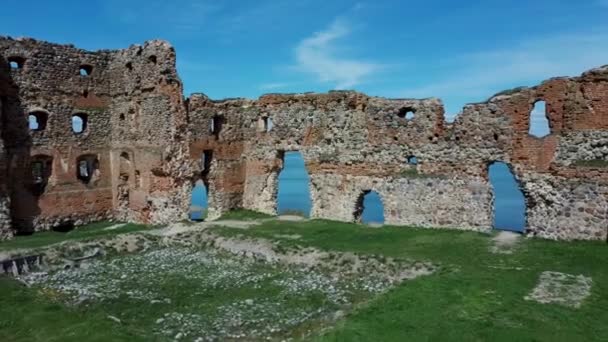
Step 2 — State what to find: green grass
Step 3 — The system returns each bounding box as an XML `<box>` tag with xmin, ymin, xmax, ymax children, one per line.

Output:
<box><xmin>1</xmin><ymin>218</ymin><xmax>607</xmax><ymax>341</ymax></box>
<box><xmin>0</xmin><ymin>221</ymin><xmax>149</xmax><ymax>251</ymax></box>
<box><xmin>573</xmin><ymin>159</ymin><xmax>608</xmax><ymax>168</ymax></box>
<box><xmin>210</xmin><ymin>220</ymin><xmax>608</xmax><ymax>341</ymax></box>
<box><xmin>0</xmin><ymin>277</ymin><xmax>141</xmax><ymax>342</ymax></box>
<box><xmin>218</xmin><ymin>209</ymin><xmax>275</xmax><ymax>221</ymax></box>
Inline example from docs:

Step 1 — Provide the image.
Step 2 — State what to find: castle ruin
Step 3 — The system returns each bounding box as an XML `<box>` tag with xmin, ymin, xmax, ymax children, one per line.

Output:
<box><xmin>0</xmin><ymin>37</ymin><xmax>606</xmax><ymax>241</ymax></box>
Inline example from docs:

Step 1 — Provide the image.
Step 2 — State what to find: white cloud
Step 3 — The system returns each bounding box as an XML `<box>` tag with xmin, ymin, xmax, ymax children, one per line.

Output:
<box><xmin>400</xmin><ymin>28</ymin><xmax>608</xmax><ymax>116</ymax></box>
<box><xmin>294</xmin><ymin>19</ymin><xmax>383</xmax><ymax>89</ymax></box>
<box><xmin>259</xmin><ymin>82</ymin><xmax>291</xmax><ymax>91</ymax></box>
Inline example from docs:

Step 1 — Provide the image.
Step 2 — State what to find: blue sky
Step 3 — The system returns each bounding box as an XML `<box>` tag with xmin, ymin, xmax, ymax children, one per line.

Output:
<box><xmin>3</xmin><ymin>0</ymin><xmax>608</xmax><ymax>118</ymax></box>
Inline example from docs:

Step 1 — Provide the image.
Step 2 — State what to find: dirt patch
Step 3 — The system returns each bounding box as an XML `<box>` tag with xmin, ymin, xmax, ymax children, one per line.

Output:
<box><xmin>490</xmin><ymin>231</ymin><xmax>521</xmax><ymax>254</ymax></box>
<box><xmin>273</xmin><ymin>234</ymin><xmax>302</xmax><ymax>240</ymax></box>
<box><xmin>524</xmin><ymin>271</ymin><xmax>592</xmax><ymax>308</ymax></box>
<box><xmin>277</xmin><ymin>215</ymin><xmax>307</xmax><ymax>222</ymax></box>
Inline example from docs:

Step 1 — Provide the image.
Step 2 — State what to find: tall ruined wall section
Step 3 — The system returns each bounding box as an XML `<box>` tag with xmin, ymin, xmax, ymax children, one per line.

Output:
<box><xmin>188</xmin><ymin>92</ymin><xmax>494</xmax><ymax>230</ymax></box>
<box><xmin>0</xmin><ymin>37</ymin><xmax>188</xmax><ymax>236</ymax></box>
<box><xmin>0</xmin><ymin>57</ymin><xmax>13</xmax><ymax>239</ymax></box>
<box><xmin>103</xmin><ymin>41</ymin><xmax>190</xmax><ymax>225</ymax></box>
<box><xmin>466</xmin><ymin>68</ymin><xmax>608</xmax><ymax>240</ymax></box>
<box><xmin>0</xmin><ymin>36</ymin><xmax>605</xmax><ymax>242</ymax></box>
<box><xmin>188</xmin><ymin>67</ymin><xmax>608</xmax><ymax>241</ymax></box>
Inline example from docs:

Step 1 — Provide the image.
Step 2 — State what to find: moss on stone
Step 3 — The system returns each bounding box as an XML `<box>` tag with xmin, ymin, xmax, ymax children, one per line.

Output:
<box><xmin>573</xmin><ymin>159</ymin><xmax>608</xmax><ymax>168</ymax></box>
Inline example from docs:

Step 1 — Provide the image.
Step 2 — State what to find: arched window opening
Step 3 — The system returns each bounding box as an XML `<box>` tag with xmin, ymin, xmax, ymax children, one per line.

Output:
<box><xmin>148</xmin><ymin>55</ymin><xmax>157</xmax><ymax>64</ymax></box>
<box><xmin>125</xmin><ymin>62</ymin><xmax>133</xmax><ymax>71</ymax></box>
<box><xmin>488</xmin><ymin>162</ymin><xmax>526</xmax><ymax>232</ymax></box>
<box><xmin>79</xmin><ymin>64</ymin><xmax>93</xmax><ymax>76</ymax></box>
<box><xmin>76</xmin><ymin>154</ymin><xmax>100</xmax><ymax>185</ymax></box>
<box><xmin>28</xmin><ymin>111</ymin><xmax>48</xmax><ymax>131</ymax></box>
<box><xmin>407</xmin><ymin>155</ymin><xmax>418</xmax><ymax>165</ymax></box>
<box><xmin>529</xmin><ymin>100</ymin><xmax>550</xmax><ymax>138</ymax></box>
<box><xmin>354</xmin><ymin>190</ymin><xmax>385</xmax><ymax>224</ymax></box>
<box><xmin>82</xmin><ymin>89</ymin><xmax>89</xmax><ymax>98</ymax></box>
<box><xmin>72</xmin><ymin>113</ymin><xmax>88</xmax><ymax>134</ymax></box>
<box><xmin>119</xmin><ymin>113</ymin><xmax>126</xmax><ymax>121</ymax></box>
<box><xmin>190</xmin><ymin>179</ymin><xmax>208</xmax><ymax>221</ymax></box>
<box><xmin>210</xmin><ymin>115</ymin><xmax>224</xmax><ymax>138</ymax></box>
<box><xmin>8</xmin><ymin>56</ymin><xmax>25</xmax><ymax>70</ymax></box>
<box><xmin>397</xmin><ymin>107</ymin><xmax>416</xmax><ymax>120</ymax></box>
<box><xmin>30</xmin><ymin>155</ymin><xmax>53</xmax><ymax>196</ymax></box>
<box><xmin>277</xmin><ymin>151</ymin><xmax>312</xmax><ymax>217</ymax></box>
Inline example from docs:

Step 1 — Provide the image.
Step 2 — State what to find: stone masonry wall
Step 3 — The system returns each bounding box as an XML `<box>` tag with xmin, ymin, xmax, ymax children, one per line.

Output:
<box><xmin>0</xmin><ymin>37</ymin><xmax>188</xmax><ymax>236</ymax></box>
<box><xmin>188</xmin><ymin>70</ymin><xmax>608</xmax><ymax>241</ymax></box>
<box><xmin>1</xmin><ymin>36</ymin><xmax>607</xmax><ymax>242</ymax></box>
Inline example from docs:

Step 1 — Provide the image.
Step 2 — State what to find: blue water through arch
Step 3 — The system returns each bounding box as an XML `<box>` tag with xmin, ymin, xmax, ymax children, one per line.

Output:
<box><xmin>360</xmin><ymin>191</ymin><xmax>385</xmax><ymax>224</ymax></box>
<box><xmin>277</xmin><ymin>151</ymin><xmax>312</xmax><ymax>216</ymax></box>
<box><xmin>489</xmin><ymin>162</ymin><xmax>526</xmax><ymax>232</ymax></box>
<box><xmin>190</xmin><ymin>180</ymin><xmax>208</xmax><ymax>220</ymax></box>
<box><xmin>190</xmin><ymin>156</ymin><xmax>525</xmax><ymax>229</ymax></box>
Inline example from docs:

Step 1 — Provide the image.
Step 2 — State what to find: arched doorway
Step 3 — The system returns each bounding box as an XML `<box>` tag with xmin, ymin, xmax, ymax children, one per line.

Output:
<box><xmin>190</xmin><ymin>179</ymin><xmax>208</xmax><ymax>221</ymax></box>
<box><xmin>277</xmin><ymin>151</ymin><xmax>312</xmax><ymax>216</ymax></box>
<box><xmin>354</xmin><ymin>190</ymin><xmax>385</xmax><ymax>224</ymax></box>
<box><xmin>489</xmin><ymin>162</ymin><xmax>526</xmax><ymax>232</ymax></box>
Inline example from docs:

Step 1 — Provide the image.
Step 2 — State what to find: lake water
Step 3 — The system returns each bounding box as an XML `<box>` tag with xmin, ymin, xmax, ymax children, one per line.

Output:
<box><xmin>191</xmin><ymin>153</ymin><xmax>526</xmax><ymax>232</ymax></box>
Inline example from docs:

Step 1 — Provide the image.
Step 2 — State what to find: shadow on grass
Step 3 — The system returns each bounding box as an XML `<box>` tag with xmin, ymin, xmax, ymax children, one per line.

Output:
<box><xmin>0</xmin><ymin>221</ymin><xmax>150</xmax><ymax>252</ymax></box>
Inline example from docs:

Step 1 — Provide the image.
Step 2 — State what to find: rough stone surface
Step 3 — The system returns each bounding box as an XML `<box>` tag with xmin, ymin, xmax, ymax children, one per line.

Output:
<box><xmin>0</xmin><ymin>37</ymin><xmax>189</xmax><ymax>238</ymax></box>
<box><xmin>1</xmin><ymin>36</ymin><xmax>608</xmax><ymax>241</ymax></box>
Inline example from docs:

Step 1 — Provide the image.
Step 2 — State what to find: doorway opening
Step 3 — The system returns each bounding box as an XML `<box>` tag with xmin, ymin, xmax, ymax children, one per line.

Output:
<box><xmin>488</xmin><ymin>162</ymin><xmax>526</xmax><ymax>232</ymax></box>
<box><xmin>277</xmin><ymin>151</ymin><xmax>312</xmax><ymax>217</ymax></box>
<box><xmin>190</xmin><ymin>179</ymin><xmax>208</xmax><ymax>221</ymax></box>
<box><xmin>354</xmin><ymin>190</ymin><xmax>385</xmax><ymax>224</ymax></box>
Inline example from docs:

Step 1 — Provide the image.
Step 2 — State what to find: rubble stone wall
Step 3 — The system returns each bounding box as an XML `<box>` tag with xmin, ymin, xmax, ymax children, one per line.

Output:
<box><xmin>0</xmin><ymin>37</ymin><xmax>189</xmax><ymax>236</ymax></box>
<box><xmin>188</xmin><ymin>73</ymin><xmax>608</xmax><ymax>241</ymax></box>
<box><xmin>1</xmin><ymin>36</ymin><xmax>607</xmax><ymax>241</ymax></box>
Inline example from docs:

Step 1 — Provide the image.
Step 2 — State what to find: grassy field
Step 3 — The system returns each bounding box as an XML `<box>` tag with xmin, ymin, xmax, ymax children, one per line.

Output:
<box><xmin>212</xmin><ymin>220</ymin><xmax>608</xmax><ymax>341</ymax></box>
<box><xmin>0</xmin><ymin>215</ymin><xmax>607</xmax><ymax>341</ymax></box>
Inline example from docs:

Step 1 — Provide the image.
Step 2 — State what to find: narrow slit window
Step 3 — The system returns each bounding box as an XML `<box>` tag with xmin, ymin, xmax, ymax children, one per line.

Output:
<box><xmin>529</xmin><ymin>100</ymin><xmax>550</xmax><ymax>138</ymax></box>
<box><xmin>30</xmin><ymin>155</ymin><xmax>53</xmax><ymax>196</ymax></box>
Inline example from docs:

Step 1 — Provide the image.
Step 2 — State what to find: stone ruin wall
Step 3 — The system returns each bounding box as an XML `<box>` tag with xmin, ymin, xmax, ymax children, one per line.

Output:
<box><xmin>0</xmin><ymin>37</ymin><xmax>190</xmax><ymax>237</ymax></box>
<box><xmin>1</xmin><ymin>36</ymin><xmax>607</xmax><ymax>241</ymax></box>
<box><xmin>189</xmin><ymin>70</ymin><xmax>608</xmax><ymax>242</ymax></box>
